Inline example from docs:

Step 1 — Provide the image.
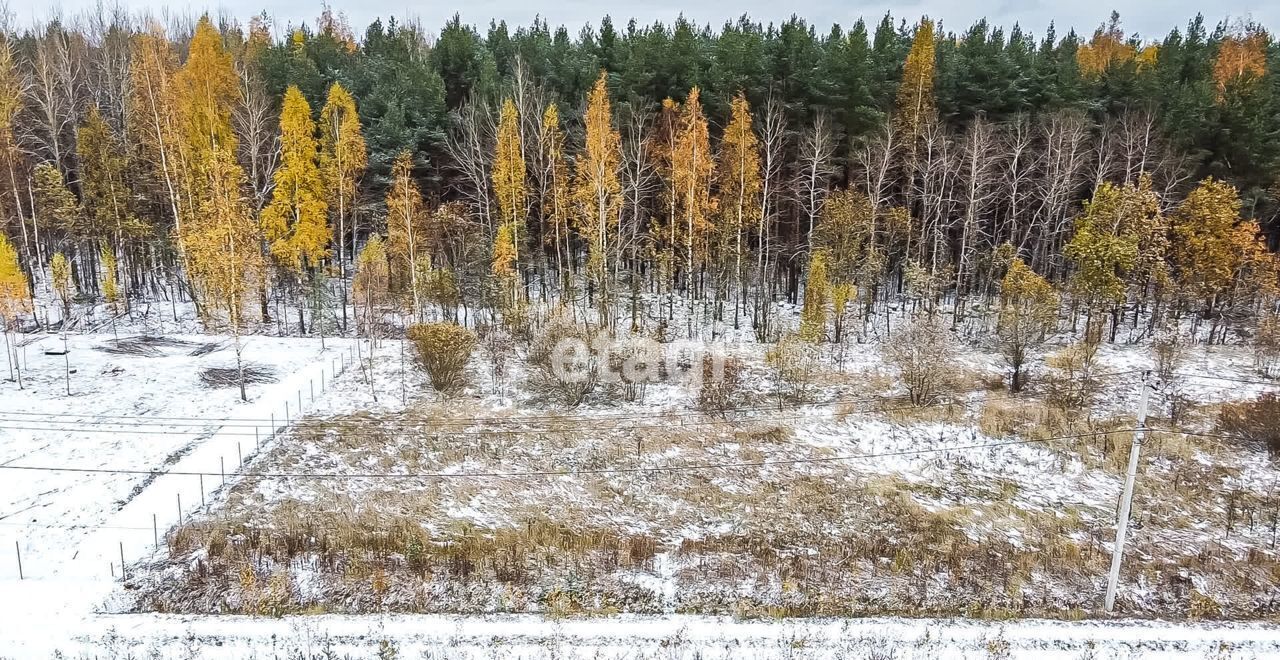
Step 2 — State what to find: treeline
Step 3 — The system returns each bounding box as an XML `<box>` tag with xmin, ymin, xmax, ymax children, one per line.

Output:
<box><xmin>0</xmin><ymin>8</ymin><xmax>1278</xmax><ymax>353</ymax></box>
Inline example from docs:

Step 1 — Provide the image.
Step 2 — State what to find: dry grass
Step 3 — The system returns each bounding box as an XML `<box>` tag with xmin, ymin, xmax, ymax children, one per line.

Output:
<box><xmin>131</xmin><ymin>370</ymin><xmax>1280</xmax><ymax>621</ymax></box>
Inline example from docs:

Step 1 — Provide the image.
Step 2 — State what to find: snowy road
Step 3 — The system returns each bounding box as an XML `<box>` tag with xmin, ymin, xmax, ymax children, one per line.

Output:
<box><xmin>6</xmin><ymin>611</ymin><xmax>1280</xmax><ymax>658</ymax></box>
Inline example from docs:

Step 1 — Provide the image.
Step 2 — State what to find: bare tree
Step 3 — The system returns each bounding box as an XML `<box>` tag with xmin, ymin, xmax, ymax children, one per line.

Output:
<box><xmin>25</xmin><ymin>19</ymin><xmax>86</xmax><ymax>178</ymax></box>
<box><xmin>1032</xmin><ymin>110</ymin><xmax>1090</xmax><ymax>277</ymax></box>
<box><xmin>753</xmin><ymin>95</ymin><xmax>786</xmax><ymax>341</ymax></box>
<box><xmin>794</xmin><ymin>110</ymin><xmax>837</xmax><ymax>253</ymax></box>
<box><xmin>444</xmin><ymin>98</ymin><xmax>495</xmax><ymax>234</ymax></box>
<box><xmin>953</xmin><ymin>116</ymin><xmax>1001</xmax><ymax>323</ymax></box>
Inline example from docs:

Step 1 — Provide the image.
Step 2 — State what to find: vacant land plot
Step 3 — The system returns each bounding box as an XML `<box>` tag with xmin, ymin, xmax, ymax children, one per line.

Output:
<box><xmin>125</xmin><ymin>337</ymin><xmax>1280</xmax><ymax>621</ymax></box>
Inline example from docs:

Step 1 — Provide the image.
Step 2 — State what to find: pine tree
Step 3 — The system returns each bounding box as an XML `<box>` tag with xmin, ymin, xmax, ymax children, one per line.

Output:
<box><xmin>572</xmin><ymin>73</ymin><xmax>621</xmax><ymax>326</ymax></box>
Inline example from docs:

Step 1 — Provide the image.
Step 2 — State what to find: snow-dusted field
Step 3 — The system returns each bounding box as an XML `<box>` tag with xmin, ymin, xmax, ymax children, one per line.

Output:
<box><xmin>0</xmin><ymin>331</ymin><xmax>357</xmax><ymax>631</ymax></box>
<box><xmin>4</xmin><ymin>314</ymin><xmax>1280</xmax><ymax>657</ymax></box>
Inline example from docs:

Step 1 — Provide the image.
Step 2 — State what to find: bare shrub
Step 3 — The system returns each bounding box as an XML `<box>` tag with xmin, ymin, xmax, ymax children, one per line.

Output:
<box><xmin>613</xmin><ymin>334</ymin><xmax>657</xmax><ymax>403</ymax></box>
<box><xmin>1218</xmin><ymin>393</ymin><xmax>1280</xmax><ymax>455</ymax></box>
<box><xmin>883</xmin><ymin>315</ymin><xmax>956</xmax><ymax>406</ymax></box>
<box><xmin>1152</xmin><ymin>327</ymin><xmax>1187</xmax><ymax>383</ymax></box>
<box><xmin>1255</xmin><ymin>315</ymin><xmax>1280</xmax><ymax>378</ymax></box>
<box><xmin>697</xmin><ymin>355</ymin><xmax>746</xmax><ymax>414</ymax></box>
<box><xmin>481</xmin><ymin>325</ymin><xmax>515</xmax><ymax>395</ymax></box>
<box><xmin>527</xmin><ymin>312</ymin><xmax>601</xmax><ymax>407</ymax></box>
<box><xmin>765</xmin><ymin>334</ymin><xmax>819</xmax><ymax>404</ymax></box>
<box><xmin>407</xmin><ymin>322</ymin><xmax>477</xmax><ymax>393</ymax></box>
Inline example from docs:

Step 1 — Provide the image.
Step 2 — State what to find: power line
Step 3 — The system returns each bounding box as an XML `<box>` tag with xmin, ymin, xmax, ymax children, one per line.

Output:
<box><xmin>0</xmin><ymin>429</ymin><xmax>1136</xmax><ymax>480</ymax></box>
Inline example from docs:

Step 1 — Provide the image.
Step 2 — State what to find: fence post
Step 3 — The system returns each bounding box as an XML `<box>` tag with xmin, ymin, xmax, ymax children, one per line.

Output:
<box><xmin>14</xmin><ymin>541</ymin><xmax>22</xmax><ymax>580</ymax></box>
<box><xmin>285</xmin><ymin>401</ymin><xmax>290</xmax><ymax>425</ymax></box>
<box><xmin>199</xmin><ymin>474</ymin><xmax>205</xmax><ymax>508</ymax></box>
<box><xmin>237</xmin><ymin>442</ymin><xmax>243</xmax><ymax>467</ymax></box>
<box><xmin>297</xmin><ymin>389</ymin><xmax>302</xmax><ymax>412</ymax></box>
<box><xmin>153</xmin><ymin>513</ymin><xmax>159</xmax><ymax>549</ymax></box>
<box><xmin>177</xmin><ymin>493</ymin><xmax>182</xmax><ymax>521</ymax></box>
<box><xmin>255</xmin><ymin>427</ymin><xmax>260</xmax><ymax>451</ymax></box>
<box><xmin>220</xmin><ymin>457</ymin><xmax>225</xmax><ymax>485</ymax></box>
<box><xmin>119</xmin><ymin>542</ymin><xmax>126</xmax><ymax>581</ymax></box>
<box><xmin>310</xmin><ymin>379</ymin><xmax>315</xmax><ymax>402</ymax></box>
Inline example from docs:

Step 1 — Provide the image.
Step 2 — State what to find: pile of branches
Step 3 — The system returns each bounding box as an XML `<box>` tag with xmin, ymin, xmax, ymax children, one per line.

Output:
<box><xmin>97</xmin><ymin>335</ymin><xmax>194</xmax><ymax>357</ymax></box>
<box><xmin>199</xmin><ymin>365</ymin><xmax>278</xmax><ymax>388</ymax></box>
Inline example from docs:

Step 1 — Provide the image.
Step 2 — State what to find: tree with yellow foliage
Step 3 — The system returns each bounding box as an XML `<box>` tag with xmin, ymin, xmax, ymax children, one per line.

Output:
<box><xmin>572</xmin><ymin>73</ymin><xmax>622</xmax><ymax>327</ymax></box>
<box><xmin>50</xmin><ymin>253</ymin><xmax>72</xmax><ymax>324</ymax></box>
<box><xmin>1213</xmin><ymin>24</ymin><xmax>1268</xmax><ymax>99</ymax></box>
<box><xmin>800</xmin><ymin>249</ymin><xmax>830</xmax><ymax>342</ymax></box>
<box><xmin>172</xmin><ymin>16</ymin><xmax>253</xmax><ymax>324</ymax></box>
<box><xmin>491</xmin><ymin>98</ymin><xmax>526</xmax><ymax>308</ymax></box>
<box><xmin>894</xmin><ymin>18</ymin><xmax>936</xmax><ymax>143</ymax></box>
<box><xmin>318</xmin><ymin>81</ymin><xmax>367</xmax><ymax>330</ymax></box>
<box><xmin>386</xmin><ymin>151</ymin><xmax>428</xmax><ymax>318</ymax></box>
<box><xmin>716</xmin><ymin>93</ymin><xmax>761</xmax><ymax>329</ymax></box>
<box><xmin>129</xmin><ymin>24</ymin><xmax>184</xmax><ymax>238</ymax></box>
<box><xmin>318</xmin><ymin>83</ymin><xmax>366</xmax><ymax>258</ymax></box>
<box><xmin>173</xmin><ymin>17</ymin><xmax>241</xmax><ymax>224</ymax></box>
<box><xmin>187</xmin><ymin>149</ymin><xmax>264</xmax><ymax>402</ymax></box>
<box><xmin>1077</xmin><ymin>13</ymin><xmax>1136</xmax><ymax>78</ymax></box>
<box><xmin>998</xmin><ymin>257</ymin><xmax>1059</xmax><ymax>392</ymax></box>
<box><xmin>262</xmin><ymin>85</ymin><xmax>330</xmax><ymax>333</ymax></box>
<box><xmin>1065</xmin><ymin>179</ymin><xmax>1157</xmax><ymax>342</ymax></box>
<box><xmin>540</xmin><ymin>103</ymin><xmax>572</xmax><ymax>293</ymax></box>
<box><xmin>353</xmin><ymin>234</ymin><xmax>389</xmax><ymax>400</ymax></box>
<box><xmin>671</xmin><ymin>87</ymin><xmax>714</xmax><ymax>331</ymax></box>
<box><xmin>0</xmin><ymin>233</ymin><xmax>28</xmax><ymax>388</ymax></box>
<box><xmin>0</xmin><ymin>37</ymin><xmax>32</xmax><ymax>271</ymax></box>
<box><xmin>1167</xmin><ymin>178</ymin><xmax>1273</xmax><ymax>342</ymax></box>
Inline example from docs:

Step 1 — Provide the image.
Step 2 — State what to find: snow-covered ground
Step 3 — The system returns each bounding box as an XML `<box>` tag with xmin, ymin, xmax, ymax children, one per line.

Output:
<box><xmin>0</xmin><ymin>330</ymin><xmax>359</xmax><ymax>635</ymax></box>
<box><xmin>15</xmin><ymin>612</ymin><xmax>1280</xmax><ymax>658</ymax></box>
<box><xmin>4</xmin><ymin>305</ymin><xmax>1280</xmax><ymax>656</ymax></box>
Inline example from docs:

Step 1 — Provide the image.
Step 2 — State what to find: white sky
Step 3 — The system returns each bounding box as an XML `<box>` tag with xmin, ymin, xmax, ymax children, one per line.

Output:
<box><xmin>16</xmin><ymin>0</ymin><xmax>1277</xmax><ymax>42</ymax></box>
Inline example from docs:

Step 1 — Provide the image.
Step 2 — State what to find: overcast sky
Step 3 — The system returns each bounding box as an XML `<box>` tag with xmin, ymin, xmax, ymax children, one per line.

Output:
<box><xmin>16</xmin><ymin>0</ymin><xmax>1277</xmax><ymax>42</ymax></box>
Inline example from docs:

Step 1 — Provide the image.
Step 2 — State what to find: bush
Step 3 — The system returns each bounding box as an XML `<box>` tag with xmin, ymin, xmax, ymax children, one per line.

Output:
<box><xmin>1255</xmin><ymin>315</ymin><xmax>1280</xmax><ymax>378</ymax></box>
<box><xmin>697</xmin><ymin>355</ymin><xmax>746</xmax><ymax>414</ymax></box>
<box><xmin>766</xmin><ymin>334</ymin><xmax>819</xmax><ymax>404</ymax></box>
<box><xmin>407</xmin><ymin>322</ymin><xmax>477</xmax><ymax>393</ymax></box>
<box><xmin>883</xmin><ymin>315</ymin><xmax>956</xmax><ymax>406</ymax></box>
<box><xmin>1218</xmin><ymin>392</ymin><xmax>1280</xmax><ymax>455</ymax></box>
<box><xmin>527</xmin><ymin>311</ymin><xmax>602</xmax><ymax>407</ymax></box>
<box><xmin>1044</xmin><ymin>342</ymin><xmax>1100</xmax><ymax>412</ymax></box>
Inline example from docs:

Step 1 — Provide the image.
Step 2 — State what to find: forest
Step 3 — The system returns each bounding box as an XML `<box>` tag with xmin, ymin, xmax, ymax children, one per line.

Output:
<box><xmin>0</xmin><ymin>7</ymin><xmax>1279</xmax><ymax>369</ymax></box>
